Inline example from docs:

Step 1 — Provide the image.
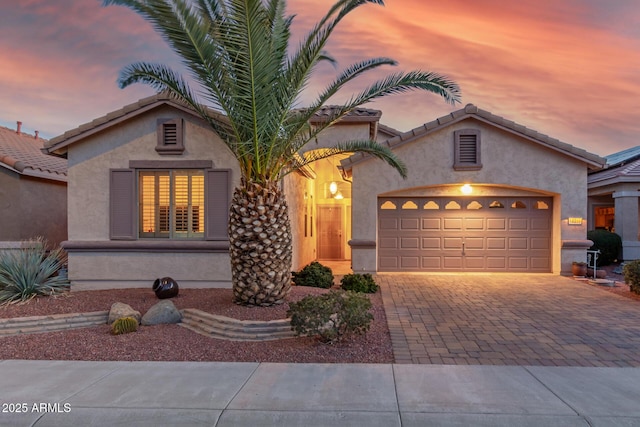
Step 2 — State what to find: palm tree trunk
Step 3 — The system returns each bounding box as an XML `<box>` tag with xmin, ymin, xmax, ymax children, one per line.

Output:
<box><xmin>229</xmin><ymin>178</ymin><xmax>292</xmax><ymax>306</ymax></box>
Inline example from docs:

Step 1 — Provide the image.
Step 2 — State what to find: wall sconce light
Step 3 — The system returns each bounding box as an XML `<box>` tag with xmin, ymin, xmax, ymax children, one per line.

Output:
<box><xmin>568</xmin><ymin>217</ymin><xmax>583</xmax><ymax>225</ymax></box>
<box><xmin>461</xmin><ymin>183</ymin><xmax>472</xmax><ymax>195</ymax></box>
<box><xmin>329</xmin><ymin>181</ymin><xmax>338</xmax><ymax>195</ymax></box>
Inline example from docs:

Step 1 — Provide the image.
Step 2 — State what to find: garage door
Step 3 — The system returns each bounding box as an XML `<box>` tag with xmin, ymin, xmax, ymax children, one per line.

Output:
<box><xmin>378</xmin><ymin>197</ymin><xmax>552</xmax><ymax>272</ymax></box>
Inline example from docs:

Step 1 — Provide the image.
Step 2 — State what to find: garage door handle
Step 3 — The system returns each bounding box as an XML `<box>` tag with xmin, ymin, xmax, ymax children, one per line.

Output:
<box><xmin>462</xmin><ymin>241</ymin><xmax>465</xmax><ymax>256</ymax></box>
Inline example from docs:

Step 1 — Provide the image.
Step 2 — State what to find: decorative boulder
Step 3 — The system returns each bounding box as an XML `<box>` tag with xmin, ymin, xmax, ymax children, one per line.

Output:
<box><xmin>153</xmin><ymin>277</ymin><xmax>179</xmax><ymax>299</ymax></box>
<box><xmin>141</xmin><ymin>300</ymin><xmax>182</xmax><ymax>326</ymax></box>
<box><xmin>108</xmin><ymin>302</ymin><xmax>141</xmax><ymax>325</ymax></box>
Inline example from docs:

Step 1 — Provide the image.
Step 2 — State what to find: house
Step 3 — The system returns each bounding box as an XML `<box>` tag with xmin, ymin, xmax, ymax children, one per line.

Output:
<box><xmin>44</xmin><ymin>96</ymin><xmax>604</xmax><ymax>290</ymax></box>
<box><xmin>588</xmin><ymin>146</ymin><xmax>640</xmax><ymax>260</ymax></box>
<box><xmin>0</xmin><ymin>123</ymin><xmax>67</xmax><ymax>247</ymax></box>
<box><xmin>341</xmin><ymin>104</ymin><xmax>605</xmax><ymax>275</ymax></box>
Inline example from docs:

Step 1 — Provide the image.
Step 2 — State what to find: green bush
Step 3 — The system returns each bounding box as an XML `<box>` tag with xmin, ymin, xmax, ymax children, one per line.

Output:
<box><xmin>111</xmin><ymin>316</ymin><xmax>139</xmax><ymax>335</ymax></box>
<box><xmin>624</xmin><ymin>260</ymin><xmax>640</xmax><ymax>295</ymax></box>
<box><xmin>587</xmin><ymin>229</ymin><xmax>622</xmax><ymax>266</ymax></box>
<box><xmin>340</xmin><ymin>273</ymin><xmax>379</xmax><ymax>293</ymax></box>
<box><xmin>0</xmin><ymin>238</ymin><xmax>69</xmax><ymax>305</ymax></box>
<box><xmin>287</xmin><ymin>290</ymin><xmax>373</xmax><ymax>343</ymax></box>
<box><xmin>291</xmin><ymin>261</ymin><xmax>334</xmax><ymax>288</ymax></box>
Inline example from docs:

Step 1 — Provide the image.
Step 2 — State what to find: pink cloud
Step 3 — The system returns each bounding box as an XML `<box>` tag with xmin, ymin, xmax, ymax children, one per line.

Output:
<box><xmin>1</xmin><ymin>0</ymin><xmax>639</xmax><ymax>156</ymax></box>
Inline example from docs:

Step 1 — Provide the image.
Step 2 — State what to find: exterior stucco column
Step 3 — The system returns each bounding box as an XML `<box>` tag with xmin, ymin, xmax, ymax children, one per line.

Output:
<box><xmin>613</xmin><ymin>190</ymin><xmax>640</xmax><ymax>260</ymax></box>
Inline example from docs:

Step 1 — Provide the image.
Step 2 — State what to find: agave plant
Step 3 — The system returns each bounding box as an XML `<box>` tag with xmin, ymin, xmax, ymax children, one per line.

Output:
<box><xmin>103</xmin><ymin>0</ymin><xmax>461</xmax><ymax>306</ymax></box>
<box><xmin>0</xmin><ymin>238</ymin><xmax>70</xmax><ymax>304</ymax></box>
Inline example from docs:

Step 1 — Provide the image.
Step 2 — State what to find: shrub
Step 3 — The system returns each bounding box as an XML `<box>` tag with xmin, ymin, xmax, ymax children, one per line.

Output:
<box><xmin>111</xmin><ymin>316</ymin><xmax>139</xmax><ymax>335</ymax></box>
<box><xmin>287</xmin><ymin>290</ymin><xmax>373</xmax><ymax>343</ymax></box>
<box><xmin>587</xmin><ymin>229</ymin><xmax>622</xmax><ymax>266</ymax></box>
<box><xmin>291</xmin><ymin>261</ymin><xmax>334</xmax><ymax>288</ymax></box>
<box><xmin>624</xmin><ymin>260</ymin><xmax>640</xmax><ymax>295</ymax></box>
<box><xmin>340</xmin><ymin>273</ymin><xmax>379</xmax><ymax>293</ymax></box>
<box><xmin>0</xmin><ymin>238</ymin><xmax>69</xmax><ymax>305</ymax></box>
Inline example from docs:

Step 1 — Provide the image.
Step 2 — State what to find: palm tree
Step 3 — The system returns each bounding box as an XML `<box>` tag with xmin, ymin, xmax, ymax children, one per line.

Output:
<box><xmin>103</xmin><ymin>0</ymin><xmax>461</xmax><ymax>306</ymax></box>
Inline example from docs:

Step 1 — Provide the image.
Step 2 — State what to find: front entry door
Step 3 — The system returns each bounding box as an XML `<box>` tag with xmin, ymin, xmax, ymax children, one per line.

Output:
<box><xmin>318</xmin><ymin>205</ymin><xmax>343</xmax><ymax>259</ymax></box>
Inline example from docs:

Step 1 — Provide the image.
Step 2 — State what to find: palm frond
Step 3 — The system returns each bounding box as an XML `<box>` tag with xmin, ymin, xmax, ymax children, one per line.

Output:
<box><xmin>104</xmin><ymin>0</ymin><xmax>460</xmax><ymax>184</ymax></box>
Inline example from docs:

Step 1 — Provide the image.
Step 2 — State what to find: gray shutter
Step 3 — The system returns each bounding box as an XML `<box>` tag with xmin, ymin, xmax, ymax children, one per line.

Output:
<box><xmin>110</xmin><ymin>169</ymin><xmax>136</xmax><ymax>240</ymax></box>
<box><xmin>206</xmin><ymin>169</ymin><xmax>231</xmax><ymax>240</ymax></box>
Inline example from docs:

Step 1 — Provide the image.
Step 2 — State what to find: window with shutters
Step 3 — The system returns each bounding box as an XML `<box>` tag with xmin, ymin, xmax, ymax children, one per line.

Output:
<box><xmin>453</xmin><ymin>129</ymin><xmax>482</xmax><ymax>171</ymax></box>
<box><xmin>139</xmin><ymin>170</ymin><xmax>205</xmax><ymax>238</ymax></box>
<box><xmin>156</xmin><ymin>118</ymin><xmax>185</xmax><ymax>155</ymax></box>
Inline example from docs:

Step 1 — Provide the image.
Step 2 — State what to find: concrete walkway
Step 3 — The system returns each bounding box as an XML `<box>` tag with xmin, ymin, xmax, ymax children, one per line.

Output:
<box><xmin>378</xmin><ymin>273</ymin><xmax>640</xmax><ymax>366</ymax></box>
<box><xmin>1</xmin><ymin>360</ymin><xmax>640</xmax><ymax>426</ymax></box>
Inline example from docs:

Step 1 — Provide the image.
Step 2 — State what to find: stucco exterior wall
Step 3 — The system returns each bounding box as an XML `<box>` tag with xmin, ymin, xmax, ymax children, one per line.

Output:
<box><xmin>0</xmin><ymin>168</ymin><xmax>67</xmax><ymax>246</ymax></box>
<box><xmin>350</xmin><ymin>118</ymin><xmax>590</xmax><ymax>275</ymax></box>
<box><xmin>283</xmin><ymin>171</ymin><xmax>316</xmax><ymax>271</ymax></box>
<box><xmin>65</xmin><ymin>106</ymin><xmax>240</xmax><ymax>289</ymax></box>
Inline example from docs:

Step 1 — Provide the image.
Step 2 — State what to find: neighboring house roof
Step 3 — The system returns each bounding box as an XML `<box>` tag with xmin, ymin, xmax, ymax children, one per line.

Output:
<box><xmin>588</xmin><ymin>154</ymin><xmax>640</xmax><ymax>187</ymax></box>
<box><xmin>341</xmin><ymin>103</ymin><xmax>606</xmax><ymax>172</ymax></box>
<box><xmin>587</xmin><ymin>146</ymin><xmax>640</xmax><ymax>187</ymax></box>
<box><xmin>0</xmin><ymin>124</ymin><xmax>67</xmax><ymax>182</ymax></box>
<box><xmin>603</xmin><ymin>145</ymin><xmax>640</xmax><ymax>167</ymax></box>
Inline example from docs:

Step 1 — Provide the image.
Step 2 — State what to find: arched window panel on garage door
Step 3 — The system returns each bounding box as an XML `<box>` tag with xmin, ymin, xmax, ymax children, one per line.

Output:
<box><xmin>423</xmin><ymin>201</ymin><xmax>440</xmax><ymax>210</ymax></box>
<box><xmin>535</xmin><ymin>200</ymin><xmax>550</xmax><ymax>209</ymax></box>
<box><xmin>402</xmin><ymin>200</ymin><xmax>418</xmax><ymax>210</ymax></box>
<box><xmin>466</xmin><ymin>200</ymin><xmax>483</xmax><ymax>210</ymax></box>
<box><xmin>445</xmin><ymin>200</ymin><xmax>461</xmax><ymax>210</ymax></box>
<box><xmin>380</xmin><ymin>200</ymin><xmax>397</xmax><ymax>210</ymax></box>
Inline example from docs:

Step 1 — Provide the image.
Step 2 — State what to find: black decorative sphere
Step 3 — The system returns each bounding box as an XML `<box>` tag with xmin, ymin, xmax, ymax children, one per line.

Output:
<box><xmin>152</xmin><ymin>277</ymin><xmax>179</xmax><ymax>299</ymax></box>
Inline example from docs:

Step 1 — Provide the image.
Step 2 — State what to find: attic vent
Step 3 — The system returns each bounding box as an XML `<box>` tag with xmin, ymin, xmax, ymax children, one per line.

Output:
<box><xmin>453</xmin><ymin>129</ymin><xmax>482</xmax><ymax>171</ymax></box>
<box><xmin>163</xmin><ymin>123</ymin><xmax>178</xmax><ymax>145</ymax></box>
<box><xmin>156</xmin><ymin>118</ymin><xmax>185</xmax><ymax>155</ymax></box>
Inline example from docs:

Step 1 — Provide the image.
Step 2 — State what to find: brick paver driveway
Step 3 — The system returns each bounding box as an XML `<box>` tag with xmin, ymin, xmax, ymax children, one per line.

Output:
<box><xmin>378</xmin><ymin>274</ymin><xmax>640</xmax><ymax>366</ymax></box>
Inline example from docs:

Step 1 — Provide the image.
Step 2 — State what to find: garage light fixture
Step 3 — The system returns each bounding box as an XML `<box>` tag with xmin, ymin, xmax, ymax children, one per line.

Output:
<box><xmin>568</xmin><ymin>217</ymin><xmax>583</xmax><ymax>225</ymax></box>
<box><xmin>461</xmin><ymin>184</ymin><xmax>473</xmax><ymax>195</ymax></box>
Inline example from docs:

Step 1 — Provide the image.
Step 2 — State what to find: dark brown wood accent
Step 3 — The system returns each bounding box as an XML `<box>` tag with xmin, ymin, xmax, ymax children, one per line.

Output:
<box><xmin>109</xmin><ymin>169</ymin><xmax>136</xmax><ymax>240</ymax></box>
<box><xmin>205</xmin><ymin>169</ymin><xmax>231</xmax><ymax>240</ymax></box>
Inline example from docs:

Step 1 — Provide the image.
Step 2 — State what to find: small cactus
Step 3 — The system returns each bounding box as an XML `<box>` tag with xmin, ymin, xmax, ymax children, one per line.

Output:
<box><xmin>111</xmin><ymin>316</ymin><xmax>139</xmax><ymax>335</ymax></box>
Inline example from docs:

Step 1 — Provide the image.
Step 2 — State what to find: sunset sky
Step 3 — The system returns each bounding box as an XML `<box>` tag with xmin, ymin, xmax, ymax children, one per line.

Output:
<box><xmin>1</xmin><ymin>0</ymin><xmax>639</xmax><ymax>156</ymax></box>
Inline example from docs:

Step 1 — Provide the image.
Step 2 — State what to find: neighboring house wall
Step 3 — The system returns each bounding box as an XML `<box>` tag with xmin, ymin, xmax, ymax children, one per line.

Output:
<box><xmin>0</xmin><ymin>126</ymin><xmax>67</xmax><ymax>247</ymax></box>
<box><xmin>348</xmin><ymin>117</ymin><xmax>594</xmax><ymax>275</ymax></box>
<box><xmin>0</xmin><ymin>170</ymin><xmax>66</xmax><ymax>245</ymax></box>
<box><xmin>63</xmin><ymin>105</ymin><xmax>240</xmax><ymax>289</ymax></box>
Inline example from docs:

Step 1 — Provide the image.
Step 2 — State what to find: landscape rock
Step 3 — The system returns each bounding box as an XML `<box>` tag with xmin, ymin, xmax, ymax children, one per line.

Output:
<box><xmin>141</xmin><ymin>300</ymin><xmax>182</xmax><ymax>326</ymax></box>
<box><xmin>108</xmin><ymin>302</ymin><xmax>141</xmax><ymax>325</ymax></box>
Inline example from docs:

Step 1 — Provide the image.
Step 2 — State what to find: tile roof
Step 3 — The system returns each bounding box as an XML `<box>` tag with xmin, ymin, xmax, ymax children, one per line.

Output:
<box><xmin>45</xmin><ymin>95</ymin><xmax>383</xmax><ymax>156</ymax></box>
<box><xmin>341</xmin><ymin>104</ymin><xmax>606</xmax><ymax>172</ymax></box>
<box><xmin>309</xmin><ymin>105</ymin><xmax>382</xmax><ymax>123</ymax></box>
<box><xmin>0</xmin><ymin>125</ymin><xmax>67</xmax><ymax>182</ymax></box>
<box><xmin>45</xmin><ymin>93</ymin><xmax>215</xmax><ymax>155</ymax></box>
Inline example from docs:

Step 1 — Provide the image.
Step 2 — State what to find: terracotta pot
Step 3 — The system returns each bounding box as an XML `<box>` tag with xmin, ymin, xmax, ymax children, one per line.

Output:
<box><xmin>152</xmin><ymin>277</ymin><xmax>179</xmax><ymax>299</ymax></box>
<box><xmin>572</xmin><ymin>263</ymin><xmax>587</xmax><ymax>277</ymax></box>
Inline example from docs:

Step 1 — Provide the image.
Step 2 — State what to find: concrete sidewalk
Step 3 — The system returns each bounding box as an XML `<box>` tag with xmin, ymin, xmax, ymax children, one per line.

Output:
<box><xmin>1</xmin><ymin>360</ymin><xmax>639</xmax><ymax>426</ymax></box>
